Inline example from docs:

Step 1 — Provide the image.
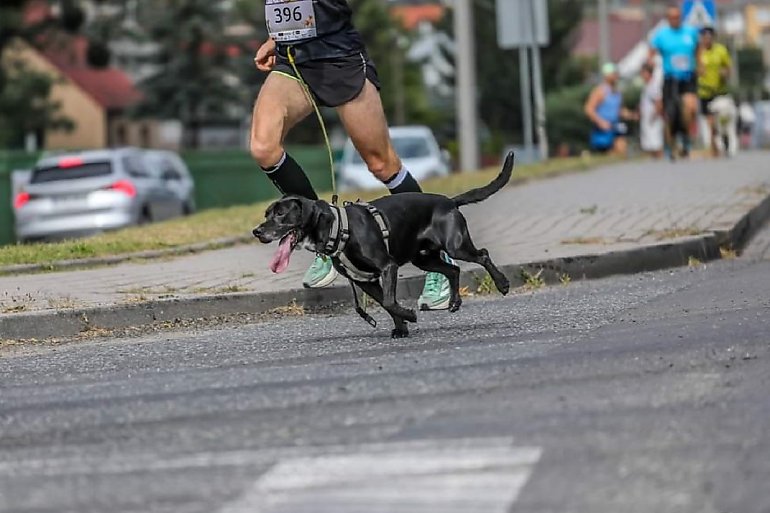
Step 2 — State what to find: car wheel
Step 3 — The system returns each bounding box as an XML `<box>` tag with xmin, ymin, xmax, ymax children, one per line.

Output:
<box><xmin>138</xmin><ymin>206</ymin><xmax>152</xmax><ymax>225</ymax></box>
<box><xmin>182</xmin><ymin>200</ymin><xmax>195</xmax><ymax>216</ymax></box>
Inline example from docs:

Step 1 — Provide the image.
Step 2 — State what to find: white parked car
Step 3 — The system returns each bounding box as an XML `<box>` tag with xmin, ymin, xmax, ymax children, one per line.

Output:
<box><xmin>337</xmin><ymin>125</ymin><xmax>451</xmax><ymax>191</ymax></box>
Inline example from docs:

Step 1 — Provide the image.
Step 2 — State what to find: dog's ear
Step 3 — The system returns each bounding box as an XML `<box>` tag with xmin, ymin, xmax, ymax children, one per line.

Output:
<box><xmin>300</xmin><ymin>198</ymin><xmax>319</xmax><ymax>227</ymax></box>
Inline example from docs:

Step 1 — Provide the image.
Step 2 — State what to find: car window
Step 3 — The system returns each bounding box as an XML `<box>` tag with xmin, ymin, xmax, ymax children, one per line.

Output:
<box><xmin>393</xmin><ymin>136</ymin><xmax>432</xmax><ymax>159</ymax></box>
<box><xmin>122</xmin><ymin>153</ymin><xmax>150</xmax><ymax>178</ymax></box>
<box><xmin>31</xmin><ymin>162</ymin><xmax>112</xmax><ymax>183</ymax></box>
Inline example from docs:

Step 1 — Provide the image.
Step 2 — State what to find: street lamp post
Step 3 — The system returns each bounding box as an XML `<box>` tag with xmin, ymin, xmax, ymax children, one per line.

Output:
<box><xmin>453</xmin><ymin>0</ymin><xmax>480</xmax><ymax>171</ymax></box>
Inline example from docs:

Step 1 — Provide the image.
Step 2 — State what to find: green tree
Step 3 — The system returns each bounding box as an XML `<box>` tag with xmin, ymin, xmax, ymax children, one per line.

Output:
<box><xmin>736</xmin><ymin>46</ymin><xmax>766</xmax><ymax>97</ymax></box>
<box><xmin>438</xmin><ymin>0</ymin><xmax>586</xmax><ymax>154</ymax></box>
<box><xmin>348</xmin><ymin>0</ymin><xmax>437</xmax><ymax>128</ymax></box>
<box><xmin>0</xmin><ymin>0</ymin><xmax>123</xmax><ymax>148</ymax></box>
<box><xmin>0</xmin><ymin>55</ymin><xmax>74</xmax><ymax>148</ymax></box>
<box><xmin>136</xmin><ymin>0</ymin><xmax>245</xmax><ymax>148</ymax></box>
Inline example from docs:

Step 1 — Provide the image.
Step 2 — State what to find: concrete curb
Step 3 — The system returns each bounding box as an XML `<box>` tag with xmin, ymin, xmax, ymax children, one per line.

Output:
<box><xmin>0</xmin><ymin>235</ymin><xmax>253</xmax><ymax>276</ymax></box>
<box><xmin>3</xmin><ymin>186</ymin><xmax>768</xmax><ymax>340</ymax></box>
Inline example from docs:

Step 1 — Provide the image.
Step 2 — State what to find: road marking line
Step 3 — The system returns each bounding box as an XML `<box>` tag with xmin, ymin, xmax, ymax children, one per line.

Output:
<box><xmin>220</xmin><ymin>439</ymin><xmax>542</xmax><ymax>513</ymax></box>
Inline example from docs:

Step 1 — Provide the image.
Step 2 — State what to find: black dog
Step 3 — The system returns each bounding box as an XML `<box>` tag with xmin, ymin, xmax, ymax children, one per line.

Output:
<box><xmin>253</xmin><ymin>151</ymin><xmax>514</xmax><ymax>337</ymax></box>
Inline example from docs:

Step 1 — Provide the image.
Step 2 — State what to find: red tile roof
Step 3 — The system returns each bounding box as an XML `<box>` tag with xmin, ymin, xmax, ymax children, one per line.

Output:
<box><xmin>41</xmin><ymin>36</ymin><xmax>142</xmax><ymax>111</ymax></box>
<box><xmin>23</xmin><ymin>0</ymin><xmax>51</xmax><ymax>25</ymax></box>
<box><xmin>390</xmin><ymin>5</ymin><xmax>445</xmax><ymax>30</ymax></box>
<box><xmin>573</xmin><ymin>13</ymin><xmax>662</xmax><ymax>63</ymax></box>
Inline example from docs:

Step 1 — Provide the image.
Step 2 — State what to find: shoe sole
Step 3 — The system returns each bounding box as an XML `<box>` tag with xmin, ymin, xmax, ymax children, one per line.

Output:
<box><xmin>303</xmin><ymin>267</ymin><xmax>339</xmax><ymax>289</ymax></box>
<box><xmin>418</xmin><ymin>296</ymin><xmax>451</xmax><ymax>311</ymax></box>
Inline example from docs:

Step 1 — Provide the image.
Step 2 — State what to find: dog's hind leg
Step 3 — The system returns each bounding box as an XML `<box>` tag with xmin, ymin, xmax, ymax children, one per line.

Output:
<box><xmin>442</xmin><ymin>212</ymin><xmax>510</xmax><ymax>296</ymax></box>
<box><xmin>412</xmin><ymin>252</ymin><xmax>462</xmax><ymax>312</ymax></box>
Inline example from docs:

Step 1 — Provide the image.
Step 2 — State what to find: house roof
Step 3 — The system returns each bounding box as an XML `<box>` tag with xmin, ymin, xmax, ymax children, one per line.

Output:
<box><xmin>573</xmin><ymin>12</ymin><xmax>662</xmax><ymax>63</ymax></box>
<box><xmin>41</xmin><ymin>36</ymin><xmax>142</xmax><ymax>111</ymax></box>
<box><xmin>390</xmin><ymin>4</ymin><xmax>445</xmax><ymax>30</ymax></box>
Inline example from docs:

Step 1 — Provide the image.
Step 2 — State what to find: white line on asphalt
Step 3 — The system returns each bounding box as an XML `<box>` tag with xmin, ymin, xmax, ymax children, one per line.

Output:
<box><xmin>219</xmin><ymin>439</ymin><xmax>542</xmax><ymax>513</ymax></box>
<box><xmin>0</xmin><ymin>436</ymin><xmax>517</xmax><ymax>477</ymax></box>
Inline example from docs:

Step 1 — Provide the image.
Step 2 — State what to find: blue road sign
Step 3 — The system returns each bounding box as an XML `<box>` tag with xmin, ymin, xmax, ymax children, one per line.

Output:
<box><xmin>682</xmin><ymin>0</ymin><xmax>717</xmax><ymax>28</ymax></box>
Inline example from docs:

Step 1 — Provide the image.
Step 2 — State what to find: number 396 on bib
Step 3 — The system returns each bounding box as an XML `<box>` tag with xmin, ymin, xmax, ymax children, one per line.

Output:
<box><xmin>265</xmin><ymin>0</ymin><xmax>317</xmax><ymax>42</ymax></box>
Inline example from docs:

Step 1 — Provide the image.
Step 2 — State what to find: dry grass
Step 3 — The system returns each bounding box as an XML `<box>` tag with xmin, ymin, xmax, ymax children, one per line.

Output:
<box><xmin>644</xmin><ymin>226</ymin><xmax>703</xmax><ymax>241</ymax></box>
<box><xmin>268</xmin><ymin>300</ymin><xmax>305</xmax><ymax>317</ymax></box>
<box><xmin>561</xmin><ymin>236</ymin><xmax>612</xmax><ymax>245</ymax></box>
<box><xmin>0</xmin><ymin>154</ymin><xmax>619</xmax><ymax>269</ymax></box>
<box><xmin>719</xmin><ymin>246</ymin><xmax>738</xmax><ymax>260</ymax></box>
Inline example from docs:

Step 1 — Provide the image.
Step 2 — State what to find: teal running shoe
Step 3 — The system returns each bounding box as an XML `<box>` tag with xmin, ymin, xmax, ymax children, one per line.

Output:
<box><xmin>302</xmin><ymin>254</ymin><xmax>338</xmax><ymax>288</ymax></box>
<box><xmin>418</xmin><ymin>254</ymin><xmax>454</xmax><ymax>310</ymax></box>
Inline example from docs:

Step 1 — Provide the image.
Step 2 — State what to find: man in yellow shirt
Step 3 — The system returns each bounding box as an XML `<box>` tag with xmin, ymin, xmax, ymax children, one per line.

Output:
<box><xmin>697</xmin><ymin>27</ymin><xmax>732</xmax><ymax>156</ymax></box>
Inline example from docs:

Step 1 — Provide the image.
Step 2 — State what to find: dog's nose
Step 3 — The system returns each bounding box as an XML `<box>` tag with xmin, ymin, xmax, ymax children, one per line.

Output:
<box><xmin>252</xmin><ymin>227</ymin><xmax>262</xmax><ymax>238</ymax></box>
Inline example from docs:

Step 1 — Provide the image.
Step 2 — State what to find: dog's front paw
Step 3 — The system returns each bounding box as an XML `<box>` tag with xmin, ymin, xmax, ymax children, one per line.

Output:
<box><xmin>496</xmin><ymin>278</ymin><xmax>510</xmax><ymax>296</ymax></box>
<box><xmin>391</xmin><ymin>327</ymin><xmax>409</xmax><ymax>338</ymax></box>
<box><xmin>449</xmin><ymin>296</ymin><xmax>462</xmax><ymax>312</ymax></box>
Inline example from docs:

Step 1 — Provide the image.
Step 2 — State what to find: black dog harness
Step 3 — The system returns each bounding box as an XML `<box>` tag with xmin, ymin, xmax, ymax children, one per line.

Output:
<box><xmin>323</xmin><ymin>201</ymin><xmax>389</xmax><ymax>283</ymax></box>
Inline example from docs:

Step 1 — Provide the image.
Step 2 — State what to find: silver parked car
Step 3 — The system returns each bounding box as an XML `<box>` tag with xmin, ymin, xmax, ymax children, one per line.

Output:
<box><xmin>13</xmin><ymin>148</ymin><xmax>194</xmax><ymax>242</ymax></box>
<box><xmin>142</xmin><ymin>150</ymin><xmax>196</xmax><ymax>216</ymax></box>
<box><xmin>338</xmin><ymin>125</ymin><xmax>451</xmax><ymax>191</ymax></box>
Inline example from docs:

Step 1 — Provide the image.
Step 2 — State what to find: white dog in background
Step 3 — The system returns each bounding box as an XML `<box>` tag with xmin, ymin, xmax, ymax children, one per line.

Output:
<box><xmin>706</xmin><ymin>95</ymin><xmax>739</xmax><ymax>157</ymax></box>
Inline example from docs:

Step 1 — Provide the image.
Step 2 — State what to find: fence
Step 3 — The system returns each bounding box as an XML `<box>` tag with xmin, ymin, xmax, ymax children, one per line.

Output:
<box><xmin>0</xmin><ymin>146</ymin><xmax>333</xmax><ymax>246</ymax></box>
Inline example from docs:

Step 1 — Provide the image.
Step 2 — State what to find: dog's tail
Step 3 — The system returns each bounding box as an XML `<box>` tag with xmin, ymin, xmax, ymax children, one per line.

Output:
<box><xmin>452</xmin><ymin>151</ymin><xmax>515</xmax><ymax>207</ymax></box>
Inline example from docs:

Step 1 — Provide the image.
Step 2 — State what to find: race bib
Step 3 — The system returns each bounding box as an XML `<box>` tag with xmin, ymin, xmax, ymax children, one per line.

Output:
<box><xmin>265</xmin><ymin>0</ymin><xmax>316</xmax><ymax>42</ymax></box>
<box><xmin>671</xmin><ymin>54</ymin><xmax>691</xmax><ymax>71</ymax></box>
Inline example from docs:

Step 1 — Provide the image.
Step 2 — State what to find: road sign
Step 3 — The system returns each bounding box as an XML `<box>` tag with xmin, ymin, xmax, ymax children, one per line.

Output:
<box><xmin>682</xmin><ymin>0</ymin><xmax>717</xmax><ymax>28</ymax></box>
<box><xmin>496</xmin><ymin>0</ymin><xmax>550</xmax><ymax>49</ymax></box>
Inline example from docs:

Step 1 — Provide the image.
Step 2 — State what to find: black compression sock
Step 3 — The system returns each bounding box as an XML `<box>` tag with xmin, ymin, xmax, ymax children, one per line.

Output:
<box><xmin>261</xmin><ymin>152</ymin><xmax>318</xmax><ymax>200</ymax></box>
<box><xmin>384</xmin><ymin>167</ymin><xmax>422</xmax><ymax>194</ymax></box>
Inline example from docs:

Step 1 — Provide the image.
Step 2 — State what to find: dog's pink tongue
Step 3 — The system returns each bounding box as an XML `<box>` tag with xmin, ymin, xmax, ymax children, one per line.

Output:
<box><xmin>269</xmin><ymin>235</ymin><xmax>294</xmax><ymax>274</ymax></box>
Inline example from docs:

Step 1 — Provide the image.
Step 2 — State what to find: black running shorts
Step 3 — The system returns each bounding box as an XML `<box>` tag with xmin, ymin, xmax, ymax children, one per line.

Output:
<box><xmin>272</xmin><ymin>52</ymin><xmax>381</xmax><ymax>108</ymax></box>
<box><xmin>662</xmin><ymin>75</ymin><xmax>697</xmax><ymax>120</ymax></box>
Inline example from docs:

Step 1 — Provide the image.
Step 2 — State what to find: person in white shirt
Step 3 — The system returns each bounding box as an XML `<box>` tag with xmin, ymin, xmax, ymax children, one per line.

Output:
<box><xmin>639</xmin><ymin>63</ymin><xmax>664</xmax><ymax>159</ymax></box>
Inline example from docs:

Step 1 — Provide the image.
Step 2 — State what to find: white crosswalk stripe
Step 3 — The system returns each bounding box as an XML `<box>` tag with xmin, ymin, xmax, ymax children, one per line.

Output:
<box><xmin>220</xmin><ymin>438</ymin><xmax>542</xmax><ymax>513</ymax></box>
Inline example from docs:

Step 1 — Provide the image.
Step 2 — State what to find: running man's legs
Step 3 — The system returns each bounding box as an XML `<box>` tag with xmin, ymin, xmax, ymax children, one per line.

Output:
<box><xmin>611</xmin><ymin>136</ymin><xmax>628</xmax><ymax>157</ymax></box>
<box><xmin>336</xmin><ymin>80</ymin><xmax>421</xmax><ymax>193</ymax></box>
<box><xmin>250</xmin><ymin>72</ymin><xmax>316</xmax><ymax>198</ymax></box>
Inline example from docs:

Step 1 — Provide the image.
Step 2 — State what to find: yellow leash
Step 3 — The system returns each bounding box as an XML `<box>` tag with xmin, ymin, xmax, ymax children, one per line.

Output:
<box><xmin>287</xmin><ymin>47</ymin><xmax>338</xmax><ymax>204</ymax></box>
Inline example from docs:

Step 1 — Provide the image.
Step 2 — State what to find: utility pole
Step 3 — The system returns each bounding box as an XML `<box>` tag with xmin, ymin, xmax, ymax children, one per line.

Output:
<box><xmin>453</xmin><ymin>0</ymin><xmax>480</xmax><ymax>171</ymax></box>
<box><xmin>527</xmin><ymin>0</ymin><xmax>548</xmax><ymax>160</ymax></box>
<box><xmin>598</xmin><ymin>0</ymin><xmax>610</xmax><ymax>66</ymax></box>
<box><xmin>519</xmin><ymin>46</ymin><xmax>534</xmax><ymax>158</ymax></box>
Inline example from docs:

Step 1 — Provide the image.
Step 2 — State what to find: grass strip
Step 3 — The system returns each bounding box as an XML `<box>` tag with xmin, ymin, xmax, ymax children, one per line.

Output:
<box><xmin>0</xmin><ymin>154</ymin><xmax>619</xmax><ymax>268</ymax></box>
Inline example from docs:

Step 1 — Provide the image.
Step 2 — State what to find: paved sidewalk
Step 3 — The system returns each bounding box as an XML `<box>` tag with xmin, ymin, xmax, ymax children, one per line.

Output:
<box><xmin>1</xmin><ymin>153</ymin><xmax>769</xmax><ymax>333</ymax></box>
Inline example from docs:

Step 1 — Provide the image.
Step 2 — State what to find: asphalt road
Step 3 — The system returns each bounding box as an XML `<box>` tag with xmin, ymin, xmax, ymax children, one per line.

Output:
<box><xmin>1</xmin><ymin>244</ymin><xmax>769</xmax><ymax>512</ymax></box>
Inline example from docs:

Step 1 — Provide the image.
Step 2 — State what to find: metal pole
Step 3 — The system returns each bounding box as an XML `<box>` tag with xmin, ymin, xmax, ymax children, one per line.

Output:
<box><xmin>519</xmin><ymin>46</ymin><xmax>534</xmax><ymax>158</ymax></box>
<box><xmin>531</xmin><ymin>46</ymin><xmax>548</xmax><ymax>160</ymax></box>
<box><xmin>453</xmin><ymin>0</ymin><xmax>480</xmax><ymax>171</ymax></box>
<box><xmin>528</xmin><ymin>0</ymin><xmax>548</xmax><ymax>160</ymax></box>
<box><xmin>598</xmin><ymin>0</ymin><xmax>610</xmax><ymax>67</ymax></box>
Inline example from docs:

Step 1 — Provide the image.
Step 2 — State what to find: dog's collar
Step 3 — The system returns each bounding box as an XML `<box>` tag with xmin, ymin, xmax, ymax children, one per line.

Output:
<box><xmin>322</xmin><ymin>201</ymin><xmax>390</xmax><ymax>282</ymax></box>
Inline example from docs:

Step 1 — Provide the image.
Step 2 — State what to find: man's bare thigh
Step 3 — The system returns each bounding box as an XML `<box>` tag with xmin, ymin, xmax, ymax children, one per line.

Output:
<box><xmin>252</xmin><ymin>72</ymin><xmax>313</xmax><ymax>144</ymax></box>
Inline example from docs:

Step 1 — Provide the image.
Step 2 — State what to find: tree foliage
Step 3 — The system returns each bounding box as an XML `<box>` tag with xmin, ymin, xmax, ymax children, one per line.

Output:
<box><xmin>0</xmin><ymin>55</ymin><xmax>74</xmax><ymax>148</ymax></box>
<box><xmin>136</xmin><ymin>0</ymin><xmax>245</xmax><ymax>148</ymax></box>
<box><xmin>438</xmin><ymin>0</ymin><xmax>586</xmax><ymax>153</ymax></box>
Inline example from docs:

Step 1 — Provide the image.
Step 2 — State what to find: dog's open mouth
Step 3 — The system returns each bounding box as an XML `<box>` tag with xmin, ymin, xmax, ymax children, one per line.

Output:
<box><xmin>269</xmin><ymin>230</ymin><xmax>299</xmax><ymax>274</ymax></box>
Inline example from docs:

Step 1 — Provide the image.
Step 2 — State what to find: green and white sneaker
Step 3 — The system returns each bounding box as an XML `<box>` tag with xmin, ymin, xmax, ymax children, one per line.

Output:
<box><xmin>418</xmin><ymin>253</ymin><xmax>454</xmax><ymax>311</ymax></box>
<box><xmin>303</xmin><ymin>254</ymin><xmax>338</xmax><ymax>288</ymax></box>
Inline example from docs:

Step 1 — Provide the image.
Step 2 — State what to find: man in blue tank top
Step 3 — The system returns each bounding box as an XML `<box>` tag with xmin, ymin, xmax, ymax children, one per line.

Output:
<box><xmin>584</xmin><ymin>63</ymin><xmax>637</xmax><ymax>156</ymax></box>
<box><xmin>648</xmin><ymin>3</ymin><xmax>701</xmax><ymax>159</ymax></box>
